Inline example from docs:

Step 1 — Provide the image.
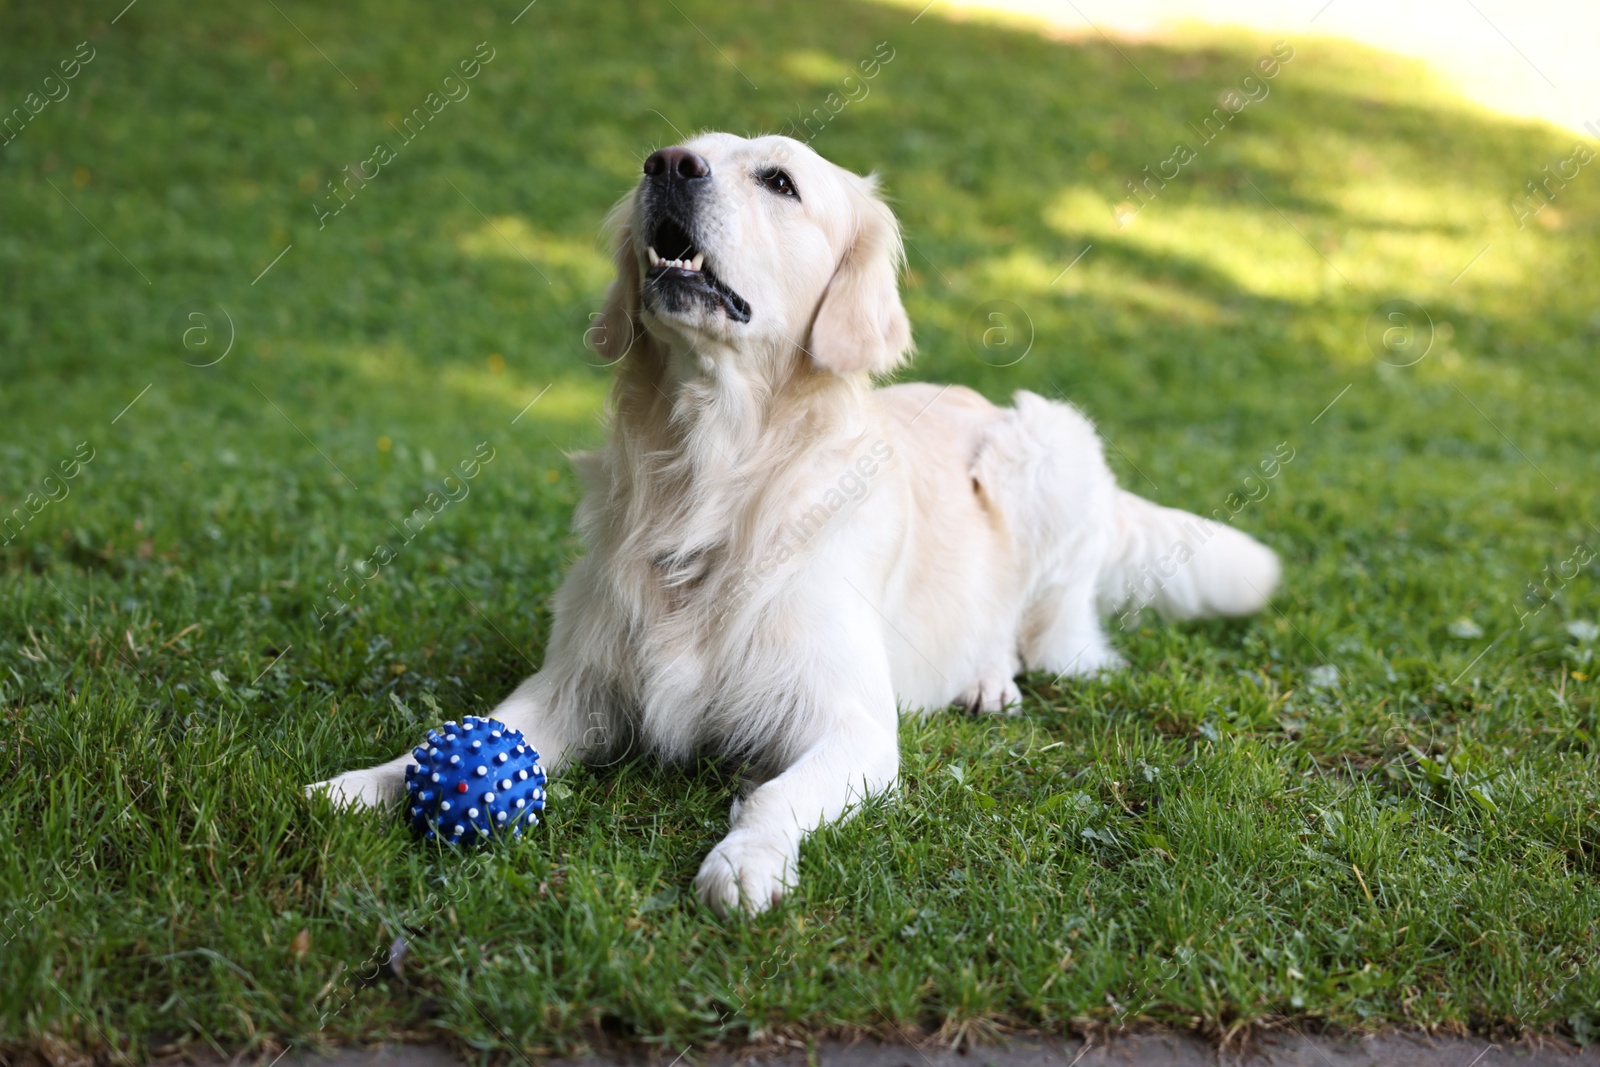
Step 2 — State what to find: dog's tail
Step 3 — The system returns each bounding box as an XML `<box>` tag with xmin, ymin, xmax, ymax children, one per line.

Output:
<box><xmin>1097</xmin><ymin>490</ymin><xmax>1281</xmax><ymax>625</ymax></box>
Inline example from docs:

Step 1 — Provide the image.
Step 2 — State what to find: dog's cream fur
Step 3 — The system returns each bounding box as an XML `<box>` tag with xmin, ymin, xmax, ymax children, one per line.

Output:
<box><xmin>311</xmin><ymin>133</ymin><xmax>1281</xmax><ymax>915</ymax></box>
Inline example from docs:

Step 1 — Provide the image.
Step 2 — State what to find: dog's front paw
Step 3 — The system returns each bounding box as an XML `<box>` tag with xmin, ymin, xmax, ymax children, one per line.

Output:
<box><xmin>305</xmin><ymin>768</ymin><xmax>396</xmax><ymax>809</ymax></box>
<box><xmin>694</xmin><ymin>831</ymin><xmax>797</xmax><ymax>917</ymax></box>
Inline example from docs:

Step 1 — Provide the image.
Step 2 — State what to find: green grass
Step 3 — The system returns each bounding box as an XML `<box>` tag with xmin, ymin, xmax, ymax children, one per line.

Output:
<box><xmin>3</xmin><ymin>0</ymin><xmax>1600</xmax><ymax>1058</ymax></box>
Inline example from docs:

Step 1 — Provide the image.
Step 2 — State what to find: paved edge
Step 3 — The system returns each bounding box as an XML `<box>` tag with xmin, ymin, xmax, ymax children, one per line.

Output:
<box><xmin>267</xmin><ymin>1032</ymin><xmax>1599</xmax><ymax>1067</ymax></box>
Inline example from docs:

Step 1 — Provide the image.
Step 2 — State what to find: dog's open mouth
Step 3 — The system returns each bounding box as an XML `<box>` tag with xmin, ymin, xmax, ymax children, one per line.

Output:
<box><xmin>643</xmin><ymin>217</ymin><xmax>752</xmax><ymax>324</ymax></box>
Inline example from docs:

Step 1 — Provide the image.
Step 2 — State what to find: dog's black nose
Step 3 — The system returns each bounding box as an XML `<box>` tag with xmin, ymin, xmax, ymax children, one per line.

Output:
<box><xmin>644</xmin><ymin>147</ymin><xmax>710</xmax><ymax>182</ymax></box>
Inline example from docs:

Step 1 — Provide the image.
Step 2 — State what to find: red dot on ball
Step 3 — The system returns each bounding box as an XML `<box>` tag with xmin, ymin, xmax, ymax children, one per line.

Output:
<box><xmin>456</xmin><ymin>782</ymin><xmax>469</xmax><ymax>793</ymax></box>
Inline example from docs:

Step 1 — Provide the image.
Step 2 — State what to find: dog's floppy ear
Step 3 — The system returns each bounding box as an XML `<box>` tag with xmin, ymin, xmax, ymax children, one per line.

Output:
<box><xmin>808</xmin><ymin>176</ymin><xmax>911</xmax><ymax>376</ymax></box>
<box><xmin>587</xmin><ymin>195</ymin><xmax>644</xmax><ymax>365</ymax></box>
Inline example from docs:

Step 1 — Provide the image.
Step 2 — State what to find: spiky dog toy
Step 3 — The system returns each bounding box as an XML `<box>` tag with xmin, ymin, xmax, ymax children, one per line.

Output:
<box><xmin>403</xmin><ymin>716</ymin><xmax>546</xmax><ymax>844</ymax></box>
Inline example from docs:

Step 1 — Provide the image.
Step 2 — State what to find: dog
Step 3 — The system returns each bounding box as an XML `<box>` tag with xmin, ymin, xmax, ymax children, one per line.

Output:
<box><xmin>310</xmin><ymin>132</ymin><xmax>1281</xmax><ymax>916</ymax></box>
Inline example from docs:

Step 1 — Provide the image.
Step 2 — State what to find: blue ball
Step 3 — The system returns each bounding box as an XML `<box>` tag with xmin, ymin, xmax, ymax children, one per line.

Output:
<box><xmin>403</xmin><ymin>716</ymin><xmax>546</xmax><ymax>844</ymax></box>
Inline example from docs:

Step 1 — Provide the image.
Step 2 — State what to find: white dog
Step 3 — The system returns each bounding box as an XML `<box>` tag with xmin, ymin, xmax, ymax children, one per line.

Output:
<box><xmin>311</xmin><ymin>133</ymin><xmax>1280</xmax><ymax>915</ymax></box>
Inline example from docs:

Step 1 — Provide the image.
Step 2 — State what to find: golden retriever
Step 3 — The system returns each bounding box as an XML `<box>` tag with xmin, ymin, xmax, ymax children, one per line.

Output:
<box><xmin>311</xmin><ymin>132</ymin><xmax>1281</xmax><ymax>915</ymax></box>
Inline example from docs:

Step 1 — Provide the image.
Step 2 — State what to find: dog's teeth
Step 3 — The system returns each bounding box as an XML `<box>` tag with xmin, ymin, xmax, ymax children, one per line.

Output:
<box><xmin>649</xmin><ymin>250</ymin><xmax>702</xmax><ymax>272</ymax></box>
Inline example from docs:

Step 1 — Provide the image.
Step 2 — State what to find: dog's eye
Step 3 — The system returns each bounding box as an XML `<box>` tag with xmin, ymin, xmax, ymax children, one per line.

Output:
<box><xmin>757</xmin><ymin>168</ymin><xmax>799</xmax><ymax>199</ymax></box>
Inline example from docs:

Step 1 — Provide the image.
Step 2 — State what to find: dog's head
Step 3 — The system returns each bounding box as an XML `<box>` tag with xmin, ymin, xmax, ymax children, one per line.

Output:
<box><xmin>591</xmin><ymin>133</ymin><xmax>911</xmax><ymax>376</ymax></box>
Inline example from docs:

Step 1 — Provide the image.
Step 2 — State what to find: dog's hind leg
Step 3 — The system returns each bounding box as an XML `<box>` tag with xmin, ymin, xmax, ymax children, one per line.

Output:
<box><xmin>1019</xmin><ymin>579</ymin><xmax>1126</xmax><ymax>679</ymax></box>
<box><xmin>954</xmin><ymin>656</ymin><xmax>1024</xmax><ymax>713</ymax></box>
<box><xmin>972</xmin><ymin>391</ymin><xmax>1124</xmax><ymax>679</ymax></box>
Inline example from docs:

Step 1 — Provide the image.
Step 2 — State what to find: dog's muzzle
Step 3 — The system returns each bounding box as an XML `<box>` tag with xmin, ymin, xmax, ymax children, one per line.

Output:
<box><xmin>639</xmin><ymin>148</ymin><xmax>752</xmax><ymax>324</ymax></box>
